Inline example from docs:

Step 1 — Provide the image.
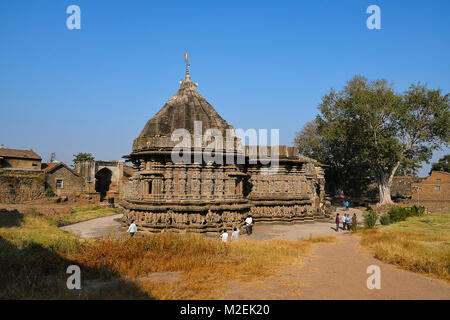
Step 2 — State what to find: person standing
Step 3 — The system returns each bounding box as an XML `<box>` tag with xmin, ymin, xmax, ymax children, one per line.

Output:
<box><xmin>342</xmin><ymin>214</ymin><xmax>347</xmax><ymax>230</ymax></box>
<box><xmin>220</xmin><ymin>229</ymin><xmax>229</xmax><ymax>243</ymax></box>
<box><xmin>245</xmin><ymin>215</ymin><xmax>253</xmax><ymax>235</ymax></box>
<box><xmin>347</xmin><ymin>214</ymin><xmax>352</xmax><ymax>230</ymax></box>
<box><xmin>127</xmin><ymin>220</ymin><xmax>137</xmax><ymax>237</ymax></box>
<box><xmin>335</xmin><ymin>213</ymin><xmax>340</xmax><ymax>232</ymax></box>
<box><xmin>351</xmin><ymin>213</ymin><xmax>357</xmax><ymax>231</ymax></box>
<box><xmin>231</xmin><ymin>227</ymin><xmax>240</xmax><ymax>240</ymax></box>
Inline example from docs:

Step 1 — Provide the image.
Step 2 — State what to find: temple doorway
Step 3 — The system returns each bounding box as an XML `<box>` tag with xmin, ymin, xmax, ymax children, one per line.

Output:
<box><xmin>95</xmin><ymin>168</ymin><xmax>112</xmax><ymax>201</ymax></box>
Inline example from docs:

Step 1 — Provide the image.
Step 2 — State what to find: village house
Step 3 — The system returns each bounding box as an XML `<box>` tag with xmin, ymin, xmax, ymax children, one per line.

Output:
<box><xmin>0</xmin><ymin>147</ymin><xmax>42</xmax><ymax>171</ymax></box>
<box><xmin>42</xmin><ymin>162</ymin><xmax>85</xmax><ymax>197</ymax></box>
<box><xmin>411</xmin><ymin>170</ymin><xmax>450</xmax><ymax>202</ymax></box>
<box><xmin>0</xmin><ymin>147</ymin><xmax>45</xmax><ymax>203</ymax></box>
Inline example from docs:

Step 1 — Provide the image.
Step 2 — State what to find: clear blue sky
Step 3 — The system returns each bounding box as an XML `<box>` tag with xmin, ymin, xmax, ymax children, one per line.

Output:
<box><xmin>0</xmin><ymin>0</ymin><xmax>449</xmax><ymax>177</ymax></box>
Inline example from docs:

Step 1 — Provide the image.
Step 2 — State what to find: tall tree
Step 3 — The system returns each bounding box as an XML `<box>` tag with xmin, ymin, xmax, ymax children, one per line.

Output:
<box><xmin>297</xmin><ymin>76</ymin><xmax>449</xmax><ymax>205</ymax></box>
<box><xmin>72</xmin><ymin>152</ymin><xmax>95</xmax><ymax>167</ymax></box>
<box><xmin>294</xmin><ymin>118</ymin><xmax>372</xmax><ymax>197</ymax></box>
<box><xmin>431</xmin><ymin>154</ymin><xmax>450</xmax><ymax>173</ymax></box>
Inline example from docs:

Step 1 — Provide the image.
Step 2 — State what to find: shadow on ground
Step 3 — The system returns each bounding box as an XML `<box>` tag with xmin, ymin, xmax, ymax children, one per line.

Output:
<box><xmin>0</xmin><ymin>209</ymin><xmax>24</xmax><ymax>228</ymax></box>
<box><xmin>0</xmin><ymin>209</ymin><xmax>152</xmax><ymax>299</ymax></box>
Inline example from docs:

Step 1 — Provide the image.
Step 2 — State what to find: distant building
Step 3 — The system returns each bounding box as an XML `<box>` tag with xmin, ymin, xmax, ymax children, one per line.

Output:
<box><xmin>42</xmin><ymin>162</ymin><xmax>85</xmax><ymax>197</ymax></box>
<box><xmin>0</xmin><ymin>147</ymin><xmax>44</xmax><ymax>203</ymax></box>
<box><xmin>74</xmin><ymin>160</ymin><xmax>126</xmax><ymax>202</ymax></box>
<box><xmin>0</xmin><ymin>147</ymin><xmax>42</xmax><ymax>171</ymax></box>
<box><xmin>411</xmin><ymin>170</ymin><xmax>450</xmax><ymax>202</ymax></box>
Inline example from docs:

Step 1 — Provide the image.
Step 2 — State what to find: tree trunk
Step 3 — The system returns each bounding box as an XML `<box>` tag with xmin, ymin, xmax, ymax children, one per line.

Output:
<box><xmin>378</xmin><ymin>179</ymin><xmax>394</xmax><ymax>205</ymax></box>
<box><xmin>376</xmin><ymin>161</ymin><xmax>401</xmax><ymax>206</ymax></box>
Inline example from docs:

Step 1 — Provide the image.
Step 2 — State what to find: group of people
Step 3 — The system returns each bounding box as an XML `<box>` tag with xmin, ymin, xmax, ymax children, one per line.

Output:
<box><xmin>220</xmin><ymin>215</ymin><xmax>254</xmax><ymax>243</ymax></box>
<box><xmin>335</xmin><ymin>212</ymin><xmax>357</xmax><ymax>231</ymax></box>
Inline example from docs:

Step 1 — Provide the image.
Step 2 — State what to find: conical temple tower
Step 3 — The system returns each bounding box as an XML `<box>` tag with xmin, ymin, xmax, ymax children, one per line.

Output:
<box><xmin>121</xmin><ymin>59</ymin><xmax>251</xmax><ymax>234</ymax></box>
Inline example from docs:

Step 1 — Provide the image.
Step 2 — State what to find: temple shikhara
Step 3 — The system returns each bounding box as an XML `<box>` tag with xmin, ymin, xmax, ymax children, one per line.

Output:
<box><xmin>120</xmin><ymin>56</ymin><xmax>332</xmax><ymax>234</ymax></box>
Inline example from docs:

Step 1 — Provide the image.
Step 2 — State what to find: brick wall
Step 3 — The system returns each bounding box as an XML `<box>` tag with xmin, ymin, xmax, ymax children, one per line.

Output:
<box><xmin>411</xmin><ymin>171</ymin><xmax>450</xmax><ymax>202</ymax></box>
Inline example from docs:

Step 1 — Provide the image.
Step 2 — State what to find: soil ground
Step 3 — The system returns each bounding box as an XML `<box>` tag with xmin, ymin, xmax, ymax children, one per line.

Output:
<box><xmin>218</xmin><ymin>233</ymin><xmax>450</xmax><ymax>299</ymax></box>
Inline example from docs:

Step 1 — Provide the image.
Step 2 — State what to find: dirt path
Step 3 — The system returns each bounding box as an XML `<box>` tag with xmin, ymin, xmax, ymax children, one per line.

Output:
<box><xmin>219</xmin><ymin>234</ymin><xmax>450</xmax><ymax>299</ymax></box>
<box><xmin>61</xmin><ymin>214</ymin><xmax>123</xmax><ymax>238</ymax></box>
<box><xmin>248</xmin><ymin>207</ymin><xmax>362</xmax><ymax>241</ymax></box>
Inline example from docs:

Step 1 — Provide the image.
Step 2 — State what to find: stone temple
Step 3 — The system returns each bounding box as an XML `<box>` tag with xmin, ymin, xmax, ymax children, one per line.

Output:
<box><xmin>120</xmin><ymin>62</ymin><xmax>332</xmax><ymax>234</ymax></box>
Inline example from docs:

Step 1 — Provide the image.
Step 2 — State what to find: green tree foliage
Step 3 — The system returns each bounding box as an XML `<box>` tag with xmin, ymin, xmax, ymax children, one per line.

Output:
<box><xmin>295</xmin><ymin>76</ymin><xmax>449</xmax><ymax>204</ymax></box>
<box><xmin>294</xmin><ymin>118</ymin><xmax>373</xmax><ymax>197</ymax></box>
<box><xmin>72</xmin><ymin>153</ymin><xmax>94</xmax><ymax>167</ymax></box>
<box><xmin>431</xmin><ymin>154</ymin><xmax>450</xmax><ymax>173</ymax></box>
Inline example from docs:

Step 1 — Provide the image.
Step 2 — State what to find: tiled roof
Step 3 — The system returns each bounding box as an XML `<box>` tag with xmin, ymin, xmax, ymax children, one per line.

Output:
<box><xmin>41</xmin><ymin>162</ymin><xmax>81</xmax><ymax>177</ymax></box>
<box><xmin>0</xmin><ymin>148</ymin><xmax>41</xmax><ymax>160</ymax></box>
<box><xmin>41</xmin><ymin>162</ymin><xmax>61</xmax><ymax>173</ymax></box>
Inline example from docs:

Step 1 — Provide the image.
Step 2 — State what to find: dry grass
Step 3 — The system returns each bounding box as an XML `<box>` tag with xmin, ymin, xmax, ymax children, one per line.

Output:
<box><xmin>359</xmin><ymin>211</ymin><xmax>450</xmax><ymax>282</ymax></box>
<box><xmin>0</xmin><ymin>206</ymin><xmax>335</xmax><ymax>299</ymax></box>
<box><xmin>66</xmin><ymin>234</ymin><xmax>335</xmax><ymax>299</ymax></box>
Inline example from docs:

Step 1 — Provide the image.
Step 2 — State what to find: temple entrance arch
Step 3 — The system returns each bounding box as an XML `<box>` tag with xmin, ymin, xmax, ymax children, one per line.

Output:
<box><xmin>95</xmin><ymin>167</ymin><xmax>112</xmax><ymax>201</ymax></box>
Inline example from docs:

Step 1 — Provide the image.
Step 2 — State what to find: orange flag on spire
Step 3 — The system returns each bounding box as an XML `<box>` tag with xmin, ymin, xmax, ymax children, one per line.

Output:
<box><xmin>184</xmin><ymin>52</ymin><xmax>188</xmax><ymax>64</ymax></box>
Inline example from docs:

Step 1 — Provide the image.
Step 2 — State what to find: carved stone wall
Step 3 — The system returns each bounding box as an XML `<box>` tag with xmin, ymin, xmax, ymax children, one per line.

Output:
<box><xmin>120</xmin><ymin>155</ymin><xmax>332</xmax><ymax>233</ymax></box>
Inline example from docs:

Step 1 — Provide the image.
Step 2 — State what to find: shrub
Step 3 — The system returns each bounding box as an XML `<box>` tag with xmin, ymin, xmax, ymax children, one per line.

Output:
<box><xmin>388</xmin><ymin>206</ymin><xmax>409</xmax><ymax>223</ymax></box>
<box><xmin>363</xmin><ymin>210</ymin><xmax>378</xmax><ymax>229</ymax></box>
<box><xmin>380</xmin><ymin>215</ymin><xmax>391</xmax><ymax>225</ymax></box>
<box><xmin>410</xmin><ymin>205</ymin><xmax>425</xmax><ymax>217</ymax></box>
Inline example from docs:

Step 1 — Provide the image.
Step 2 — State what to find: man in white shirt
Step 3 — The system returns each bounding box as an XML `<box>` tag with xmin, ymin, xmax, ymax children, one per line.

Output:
<box><xmin>245</xmin><ymin>215</ymin><xmax>253</xmax><ymax>235</ymax></box>
<box><xmin>127</xmin><ymin>220</ymin><xmax>137</xmax><ymax>237</ymax></box>
<box><xmin>342</xmin><ymin>214</ymin><xmax>347</xmax><ymax>230</ymax></box>
<box><xmin>231</xmin><ymin>227</ymin><xmax>240</xmax><ymax>240</ymax></box>
<box><xmin>220</xmin><ymin>229</ymin><xmax>229</xmax><ymax>243</ymax></box>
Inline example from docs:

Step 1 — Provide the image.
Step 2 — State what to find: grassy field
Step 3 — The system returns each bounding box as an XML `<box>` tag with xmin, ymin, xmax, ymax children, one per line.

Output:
<box><xmin>0</xmin><ymin>206</ymin><xmax>335</xmax><ymax>299</ymax></box>
<box><xmin>56</xmin><ymin>204</ymin><xmax>121</xmax><ymax>226</ymax></box>
<box><xmin>359</xmin><ymin>211</ymin><xmax>450</xmax><ymax>282</ymax></box>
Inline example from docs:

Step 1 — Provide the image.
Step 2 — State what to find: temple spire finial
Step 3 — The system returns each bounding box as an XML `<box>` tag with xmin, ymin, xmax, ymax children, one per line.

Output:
<box><xmin>184</xmin><ymin>51</ymin><xmax>190</xmax><ymax>82</ymax></box>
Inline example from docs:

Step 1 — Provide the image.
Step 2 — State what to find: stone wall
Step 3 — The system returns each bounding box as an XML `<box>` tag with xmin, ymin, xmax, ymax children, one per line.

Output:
<box><xmin>122</xmin><ymin>207</ymin><xmax>248</xmax><ymax>234</ymax></box>
<box><xmin>0</xmin><ymin>170</ymin><xmax>45</xmax><ymax>203</ymax></box>
<box><xmin>74</xmin><ymin>160</ymin><xmax>125</xmax><ymax>193</ymax></box>
<box><xmin>390</xmin><ymin>176</ymin><xmax>420</xmax><ymax>199</ymax></box>
<box><xmin>249</xmin><ymin>204</ymin><xmax>318</xmax><ymax>222</ymax></box>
